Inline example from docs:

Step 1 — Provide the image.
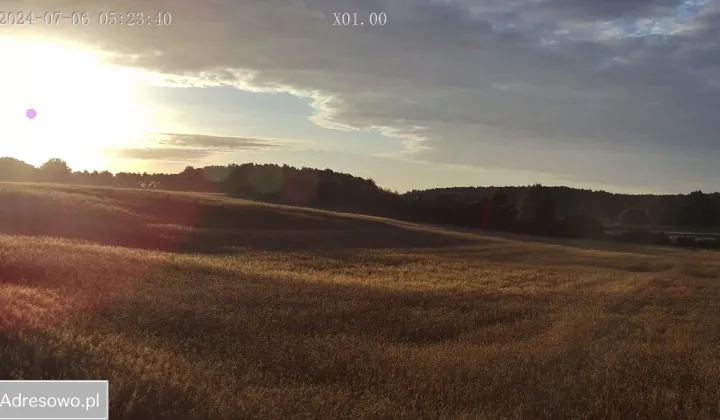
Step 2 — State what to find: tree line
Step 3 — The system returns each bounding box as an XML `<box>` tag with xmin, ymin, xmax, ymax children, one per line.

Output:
<box><xmin>1</xmin><ymin>157</ymin><xmax>718</xmax><ymax>249</ymax></box>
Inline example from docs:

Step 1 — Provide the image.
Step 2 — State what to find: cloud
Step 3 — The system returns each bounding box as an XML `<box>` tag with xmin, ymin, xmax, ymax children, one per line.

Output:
<box><xmin>107</xmin><ymin>133</ymin><xmax>292</xmax><ymax>162</ymax></box>
<box><xmin>532</xmin><ymin>0</ymin><xmax>680</xmax><ymax>19</ymax></box>
<box><xmin>154</xmin><ymin>133</ymin><xmax>279</xmax><ymax>150</ymax></box>
<box><xmin>110</xmin><ymin>147</ymin><xmax>213</xmax><ymax>161</ymax></box>
<box><xmin>6</xmin><ymin>0</ymin><xmax>720</xmax><ymax>188</ymax></box>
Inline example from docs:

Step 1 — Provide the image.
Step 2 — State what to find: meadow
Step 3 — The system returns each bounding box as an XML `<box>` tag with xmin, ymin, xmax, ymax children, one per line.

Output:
<box><xmin>1</xmin><ymin>182</ymin><xmax>720</xmax><ymax>419</ymax></box>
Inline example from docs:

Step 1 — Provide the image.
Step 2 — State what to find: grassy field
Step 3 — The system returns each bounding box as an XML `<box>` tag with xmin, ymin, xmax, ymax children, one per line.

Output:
<box><xmin>1</xmin><ymin>182</ymin><xmax>720</xmax><ymax>419</ymax></box>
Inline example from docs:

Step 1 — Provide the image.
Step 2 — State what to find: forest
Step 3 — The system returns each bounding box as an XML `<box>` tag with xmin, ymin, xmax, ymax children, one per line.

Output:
<box><xmin>1</xmin><ymin>156</ymin><xmax>718</xmax><ymax>248</ymax></box>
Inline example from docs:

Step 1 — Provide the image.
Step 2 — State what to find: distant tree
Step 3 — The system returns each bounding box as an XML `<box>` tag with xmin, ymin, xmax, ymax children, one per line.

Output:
<box><xmin>652</xmin><ymin>206</ymin><xmax>676</xmax><ymax>226</ymax></box>
<box><xmin>248</xmin><ymin>165</ymin><xmax>284</xmax><ymax>197</ymax></box>
<box><xmin>484</xmin><ymin>188</ymin><xmax>516</xmax><ymax>229</ymax></box>
<box><xmin>691</xmin><ymin>192</ymin><xmax>715</xmax><ymax>227</ymax></box>
<box><xmin>663</xmin><ymin>192</ymin><xmax>717</xmax><ymax>227</ymax></box>
<box><xmin>618</xmin><ymin>207</ymin><xmax>649</xmax><ymax>226</ymax></box>
<box><xmin>116</xmin><ymin>172</ymin><xmax>142</xmax><ymax>188</ymax></box>
<box><xmin>676</xmin><ymin>236</ymin><xmax>696</xmax><ymax>247</ymax></box>
<box><xmin>427</xmin><ymin>194</ymin><xmax>464</xmax><ymax>225</ymax></box>
<box><xmin>201</xmin><ymin>166</ymin><xmax>231</xmax><ymax>184</ymax></box>
<box><xmin>616</xmin><ymin>228</ymin><xmax>670</xmax><ymax>245</ymax></box>
<box><xmin>559</xmin><ymin>213</ymin><xmax>604</xmax><ymax>239</ymax></box>
<box><xmin>517</xmin><ymin>184</ymin><xmax>557</xmax><ymax>234</ymax></box>
<box><xmin>518</xmin><ymin>185</ymin><xmax>556</xmax><ymax>221</ymax></box>
<box><xmin>39</xmin><ymin>158</ymin><xmax>71</xmax><ymax>183</ymax></box>
<box><xmin>70</xmin><ymin>170</ymin><xmax>90</xmax><ymax>185</ymax></box>
<box><xmin>5</xmin><ymin>154</ymin><xmax>719</xmax><ymax>234</ymax></box>
<box><xmin>95</xmin><ymin>170</ymin><xmax>116</xmax><ymax>186</ymax></box>
<box><xmin>674</xmin><ymin>204</ymin><xmax>696</xmax><ymax>226</ymax></box>
<box><xmin>697</xmin><ymin>201</ymin><xmax>714</xmax><ymax>227</ymax></box>
<box><xmin>490</xmin><ymin>189</ymin><xmax>509</xmax><ymax>207</ymax></box>
<box><xmin>175</xmin><ymin>166</ymin><xmax>215</xmax><ymax>192</ymax></box>
<box><xmin>0</xmin><ymin>157</ymin><xmax>36</xmax><ymax>181</ymax></box>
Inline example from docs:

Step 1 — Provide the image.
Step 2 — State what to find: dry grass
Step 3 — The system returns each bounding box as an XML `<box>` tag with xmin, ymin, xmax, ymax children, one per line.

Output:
<box><xmin>1</xmin><ymin>182</ymin><xmax>720</xmax><ymax>419</ymax></box>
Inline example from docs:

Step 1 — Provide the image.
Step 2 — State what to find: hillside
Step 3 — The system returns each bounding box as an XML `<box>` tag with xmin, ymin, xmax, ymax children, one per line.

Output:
<box><xmin>2</xmin><ymin>183</ymin><xmax>720</xmax><ymax>419</ymax></box>
<box><xmin>4</xmin><ymin>157</ymin><xmax>720</xmax><ymax>227</ymax></box>
<box><xmin>0</xmin><ymin>182</ymin><xmax>461</xmax><ymax>253</ymax></box>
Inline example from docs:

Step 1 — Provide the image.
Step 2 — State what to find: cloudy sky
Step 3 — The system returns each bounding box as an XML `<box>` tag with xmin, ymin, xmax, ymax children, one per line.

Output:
<box><xmin>0</xmin><ymin>0</ymin><xmax>719</xmax><ymax>193</ymax></box>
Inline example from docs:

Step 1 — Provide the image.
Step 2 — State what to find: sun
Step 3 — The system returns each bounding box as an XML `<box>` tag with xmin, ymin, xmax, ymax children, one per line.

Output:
<box><xmin>0</xmin><ymin>36</ymin><xmax>157</xmax><ymax>170</ymax></box>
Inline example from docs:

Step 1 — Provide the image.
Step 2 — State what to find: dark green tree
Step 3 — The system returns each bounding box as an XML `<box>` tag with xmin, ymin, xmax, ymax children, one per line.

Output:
<box><xmin>517</xmin><ymin>184</ymin><xmax>557</xmax><ymax>234</ymax></box>
<box><xmin>488</xmin><ymin>188</ymin><xmax>516</xmax><ymax>229</ymax></box>
<box><xmin>618</xmin><ymin>207</ymin><xmax>650</xmax><ymax>225</ymax></box>
<box><xmin>559</xmin><ymin>213</ymin><xmax>604</xmax><ymax>239</ymax></box>
<box><xmin>518</xmin><ymin>184</ymin><xmax>555</xmax><ymax>221</ymax></box>
<box><xmin>39</xmin><ymin>158</ymin><xmax>71</xmax><ymax>183</ymax></box>
<box><xmin>689</xmin><ymin>191</ymin><xmax>714</xmax><ymax>227</ymax></box>
<box><xmin>0</xmin><ymin>157</ymin><xmax>37</xmax><ymax>181</ymax></box>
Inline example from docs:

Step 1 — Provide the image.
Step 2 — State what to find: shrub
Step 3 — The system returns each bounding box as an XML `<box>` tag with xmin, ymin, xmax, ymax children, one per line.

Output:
<box><xmin>559</xmin><ymin>214</ymin><xmax>604</xmax><ymax>239</ymax></box>
<box><xmin>618</xmin><ymin>207</ymin><xmax>650</xmax><ymax>226</ymax></box>
<box><xmin>675</xmin><ymin>236</ymin><xmax>697</xmax><ymax>247</ymax></box>
<box><xmin>513</xmin><ymin>218</ymin><xmax>560</xmax><ymax>237</ymax></box>
<box><xmin>695</xmin><ymin>238</ymin><xmax>720</xmax><ymax>249</ymax></box>
<box><xmin>615</xmin><ymin>229</ymin><xmax>670</xmax><ymax>245</ymax></box>
<box><xmin>517</xmin><ymin>184</ymin><xmax>557</xmax><ymax>228</ymax></box>
<box><xmin>651</xmin><ymin>232</ymin><xmax>672</xmax><ymax>246</ymax></box>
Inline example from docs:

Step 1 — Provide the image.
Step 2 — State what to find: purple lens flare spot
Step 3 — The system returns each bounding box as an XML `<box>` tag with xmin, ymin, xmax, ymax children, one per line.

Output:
<box><xmin>26</xmin><ymin>109</ymin><xmax>37</xmax><ymax>119</ymax></box>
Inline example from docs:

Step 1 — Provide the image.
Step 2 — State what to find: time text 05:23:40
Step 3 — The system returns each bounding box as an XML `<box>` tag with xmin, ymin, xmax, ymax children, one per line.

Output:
<box><xmin>0</xmin><ymin>11</ymin><xmax>172</xmax><ymax>26</ymax></box>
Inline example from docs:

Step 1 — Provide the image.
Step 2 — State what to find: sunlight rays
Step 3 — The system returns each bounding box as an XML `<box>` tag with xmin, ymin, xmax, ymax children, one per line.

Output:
<box><xmin>0</xmin><ymin>36</ymin><xmax>160</xmax><ymax>169</ymax></box>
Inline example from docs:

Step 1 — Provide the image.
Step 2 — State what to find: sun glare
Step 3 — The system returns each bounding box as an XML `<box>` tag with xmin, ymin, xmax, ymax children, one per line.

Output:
<box><xmin>0</xmin><ymin>36</ymin><xmax>157</xmax><ymax>170</ymax></box>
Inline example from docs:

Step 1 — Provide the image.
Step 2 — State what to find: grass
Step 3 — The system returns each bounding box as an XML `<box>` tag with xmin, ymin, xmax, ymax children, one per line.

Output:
<box><xmin>1</xmin><ymin>182</ymin><xmax>720</xmax><ymax>419</ymax></box>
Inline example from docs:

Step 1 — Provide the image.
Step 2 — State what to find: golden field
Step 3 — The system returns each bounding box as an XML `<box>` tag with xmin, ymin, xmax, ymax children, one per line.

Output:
<box><xmin>1</xmin><ymin>182</ymin><xmax>719</xmax><ymax>419</ymax></box>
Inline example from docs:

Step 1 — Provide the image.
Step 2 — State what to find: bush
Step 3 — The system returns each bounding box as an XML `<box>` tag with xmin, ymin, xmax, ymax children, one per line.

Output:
<box><xmin>615</xmin><ymin>229</ymin><xmax>670</xmax><ymax>245</ymax></box>
<box><xmin>675</xmin><ymin>236</ymin><xmax>697</xmax><ymax>247</ymax></box>
<box><xmin>618</xmin><ymin>207</ymin><xmax>650</xmax><ymax>226</ymax></box>
<box><xmin>513</xmin><ymin>218</ymin><xmax>560</xmax><ymax>237</ymax></box>
<box><xmin>517</xmin><ymin>184</ymin><xmax>557</xmax><ymax>228</ymax></box>
<box><xmin>558</xmin><ymin>214</ymin><xmax>604</xmax><ymax>239</ymax></box>
<box><xmin>695</xmin><ymin>238</ymin><xmax>720</xmax><ymax>249</ymax></box>
<box><xmin>653</xmin><ymin>232</ymin><xmax>672</xmax><ymax>245</ymax></box>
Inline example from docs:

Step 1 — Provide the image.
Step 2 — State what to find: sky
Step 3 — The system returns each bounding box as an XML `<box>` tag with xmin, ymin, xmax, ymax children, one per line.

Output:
<box><xmin>0</xmin><ymin>0</ymin><xmax>719</xmax><ymax>194</ymax></box>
